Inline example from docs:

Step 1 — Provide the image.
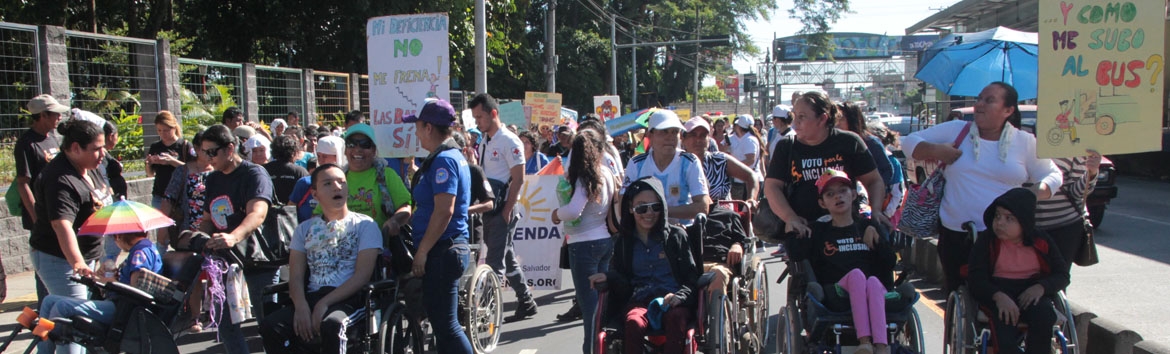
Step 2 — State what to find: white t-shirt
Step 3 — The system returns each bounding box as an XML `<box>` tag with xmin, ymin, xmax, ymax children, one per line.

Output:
<box><xmin>290</xmin><ymin>212</ymin><xmax>383</xmax><ymax>292</ymax></box>
<box><xmin>622</xmin><ymin>149</ymin><xmax>709</xmax><ymax>224</ymax></box>
<box><xmin>728</xmin><ymin>133</ymin><xmax>762</xmax><ymax>182</ymax></box>
<box><xmin>479</xmin><ymin>128</ymin><xmax>525</xmax><ymax>182</ymax></box>
<box><xmin>556</xmin><ymin>171</ymin><xmax>615</xmax><ymax>244</ymax></box>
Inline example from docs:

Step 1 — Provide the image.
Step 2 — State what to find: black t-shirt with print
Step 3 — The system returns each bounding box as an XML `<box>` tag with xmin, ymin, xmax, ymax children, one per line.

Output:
<box><xmin>203</xmin><ymin>161</ymin><xmax>273</xmax><ymax>233</ymax></box>
<box><xmin>148</xmin><ymin>140</ymin><xmax>194</xmax><ymax>197</ymax></box>
<box><xmin>14</xmin><ymin>129</ymin><xmax>60</xmax><ymax>229</ymax></box>
<box><xmin>30</xmin><ymin>154</ymin><xmax>112</xmax><ymax>261</ymax></box>
<box><xmin>766</xmin><ymin>129</ymin><xmax>876</xmax><ymax>221</ymax></box>
<box><xmin>785</xmin><ymin>218</ymin><xmax>895</xmax><ymax>287</ymax></box>
<box><xmin>263</xmin><ymin>161</ymin><xmax>308</xmax><ymax>205</ymax></box>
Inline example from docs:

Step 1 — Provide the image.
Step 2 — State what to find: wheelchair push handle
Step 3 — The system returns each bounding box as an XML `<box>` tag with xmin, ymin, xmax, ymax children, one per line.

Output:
<box><xmin>961</xmin><ymin>221</ymin><xmax>978</xmax><ymax>241</ymax></box>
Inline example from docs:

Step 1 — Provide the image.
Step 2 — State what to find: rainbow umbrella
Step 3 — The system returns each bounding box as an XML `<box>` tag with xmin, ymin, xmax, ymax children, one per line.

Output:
<box><xmin>78</xmin><ymin>199</ymin><xmax>175</xmax><ymax>236</ymax></box>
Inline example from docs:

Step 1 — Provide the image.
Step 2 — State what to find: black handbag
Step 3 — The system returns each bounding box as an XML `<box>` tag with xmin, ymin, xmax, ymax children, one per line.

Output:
<box><xmin>1063</xmin><ymin>189</ymin><xmax>1099</xmax><ymax>266</ymax></box>
<box><xmin>559</xmin><ymin>243</ymin><xmax>571</xmax><ymax>269</ymax></box>
<box><xmin>235</xmin><ymin>203</ymin><xmax>296</xmax><ymax>268</ymax></box>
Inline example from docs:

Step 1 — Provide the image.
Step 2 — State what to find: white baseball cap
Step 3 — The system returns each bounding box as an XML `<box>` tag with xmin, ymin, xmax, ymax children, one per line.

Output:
<box><xmin>771</xmin><ymin>105</ymin><xmax>791</xmax><ymax>119</ymax></box>
<box><xmin>647</xmin><ymin>109</ymin><xmax>684</xmax><ymax>131</ymax></box>
<box><xmin>735</xmin><ymin>114</ymin><xmax>755</xmax><ymax>129</ymax></box>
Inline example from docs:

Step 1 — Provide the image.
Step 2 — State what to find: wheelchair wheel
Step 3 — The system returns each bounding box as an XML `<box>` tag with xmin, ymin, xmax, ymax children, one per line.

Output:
<box><xmin>463</xmin><ymin>264</ymin><xmax>503</xmax><ymax>353</ymax></box>
<box><xmin>1053</xmin><ymin>292</ymin><xmax>1078</xmax><ymax>354</ymax></box>
<box><xmin>750</xmin><ymin>263</ymin><xmax>770</xmax><ymax>348</ymax></box>
<box><xmin>944</xmin><ymin>290</ymin><xmax>975</xmax><ymax>354</ymax></box>
<box><xmin>776</xmin><ymin>305</ymin><xmax>805</xmax><ymax>354</ymax></box>
<box><xmin>892</xmin><ymin>308</ymin><xmax>925</xmax><ymax>353</ymax></box>
<box><xmin>713</xmin><ymin>291</ymin><xmax>737</xmax><ymax>354</ymax></box>
<box><xmin>379</xmin><ymin>304</ymin><xmax>425</xmax><ymax>354</ymax></box>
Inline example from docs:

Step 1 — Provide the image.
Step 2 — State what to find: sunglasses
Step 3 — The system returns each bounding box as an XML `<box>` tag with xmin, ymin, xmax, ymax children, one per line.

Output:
<box><xmin>202</xmin><ymin>145</ymin><xmax>224</xmax><ymax>158</ymax></box>
<box><xmin>346</xmin><ymin>138</ymin><xmax>375</xmax><ymax>150</ymax></box>
<box><xmin>632</xmin><ymin>202</ymin><xmax>664</xmax><ymax>215</ymax></box>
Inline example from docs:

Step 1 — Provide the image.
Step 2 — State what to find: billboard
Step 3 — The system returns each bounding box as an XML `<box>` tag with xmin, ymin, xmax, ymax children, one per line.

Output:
<box><xmin>773</xmin><ymin>33</ymin><xmax>940</xmax><ymax>61</ymax></box>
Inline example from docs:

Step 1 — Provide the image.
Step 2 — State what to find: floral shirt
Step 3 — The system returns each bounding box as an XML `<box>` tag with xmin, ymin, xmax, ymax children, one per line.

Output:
<box><xmin>183</xmin><ymin>171</ymin><xmax>209</xmax><ymax>230</ymax></box>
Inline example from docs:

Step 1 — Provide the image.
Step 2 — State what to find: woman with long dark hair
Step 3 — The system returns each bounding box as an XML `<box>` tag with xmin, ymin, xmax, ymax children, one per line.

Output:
<box><xmin>837</xmin><ymin>102</ymin><xmax>894</xmax><ymax>193</ymax></box>
<box><xmin>552</xmin><ymin>130</ymin><xmax>616</xmax><ymax>353</ymax></box>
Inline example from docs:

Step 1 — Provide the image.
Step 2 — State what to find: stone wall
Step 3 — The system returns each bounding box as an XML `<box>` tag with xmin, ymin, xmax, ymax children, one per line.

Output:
<box><xmin>0</xmin><ymin>178</ymin><xmax>154</xmax><ymax>275</ymax></box>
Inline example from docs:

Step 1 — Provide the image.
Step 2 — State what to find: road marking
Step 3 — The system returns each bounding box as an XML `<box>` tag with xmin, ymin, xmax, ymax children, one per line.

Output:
<box><xmin>917</xmin><ymin>288</ymin><xmax>947</xmax><ymax>318</ymax></box>
<box><xmin>1114</xmin><ymin>212</ymin><xmax>1170</xmax><ymax>227</ymax></box>
<box><xmin>518</xmin><ymin>350</ymin><xmax>538</xmax><ymax>354</ymax></box>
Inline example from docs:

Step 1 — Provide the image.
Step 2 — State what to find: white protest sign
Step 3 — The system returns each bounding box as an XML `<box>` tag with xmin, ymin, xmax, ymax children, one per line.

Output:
<box><xmin>511</xmin><ymin>173</ymin><xmax>565</xmax><ymax>290</ymax></box>
<box><xmin>366</xmin><ymin>13</ymin><xmax>450</xmax><ymax>157</ymax></box>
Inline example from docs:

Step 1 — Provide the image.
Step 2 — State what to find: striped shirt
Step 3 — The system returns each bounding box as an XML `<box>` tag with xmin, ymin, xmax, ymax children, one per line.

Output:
<box><xmin>1035</xmin><ymin>157</ymin><xmax>1096</xmax><ymax>229</ymax></box>
<box><xmin>701</xmin><ymin>152</ymin><xmax>732</xmax><ymax>201</ymax></box>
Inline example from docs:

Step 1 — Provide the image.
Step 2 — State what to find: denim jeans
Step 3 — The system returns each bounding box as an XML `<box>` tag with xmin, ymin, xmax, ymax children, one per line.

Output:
<box><xmin>216</xmin><ymin>266</ymin><xmax>280</xmax><ymax>354</ymax></box>
<box><xmin>37</xmin><ymin>295</ymin><xmax>115</xmax><ymax>354</ymax></box>
<box><xmin>150</xmin><ymin>195</ymin><xmax>164</xmax><ymax>210</ymax></box>
<box><xmin>31</xmin><ymin>250</ymin><xmax>91</xmax><ymax>300</ymax></box>
<box><xmin>568</xmin><ymin>237</ymin><xmax>613</xmax><ymax>354</ymax></box>
<box><xmin>422</xmin><ymin>240</ymin><xmax>473</xmax><ymax>354</ymax></box>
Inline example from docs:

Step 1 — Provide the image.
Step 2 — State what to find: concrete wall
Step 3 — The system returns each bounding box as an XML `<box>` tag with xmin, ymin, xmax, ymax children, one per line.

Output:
<box><xmin>0</xmin><ymin>179</ymin><xmax>154</xmax><ymax>276</ymax></box>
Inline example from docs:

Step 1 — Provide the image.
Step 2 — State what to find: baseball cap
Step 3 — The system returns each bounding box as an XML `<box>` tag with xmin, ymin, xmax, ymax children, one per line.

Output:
<box><xmin>344</xmin><ymin>123</ymin><xmax>377</xmax><ymax>141</ymax></box>
<box><xmin>27</xmin><ymin>94</ymin><xmax>70</xmax><ymax>115</ymax></box>
<box><xmin>402</xmin><ymin>98</ymin><xmax>458</xmax><ymax>127</ymax></box>
<box><xmin>683</xmin><ymin>117</ymin><xmax>711</xmax><ymax>133</ymax></box>
<box><xmin>647</xmin><ymin>110</ymin><xmax>684</xmax><ymax>131</ymax></box>
<box><xmin>816</xmin><ymin>169</ymin><xmax>852</xmax><ymax>195</ymax></box>
<box><xmin>233</xmin><ymin>125</ymin><xmax>256</xmax><ymax>141</ymax></box>
<box><xmin>316</xmin><ymin>136</ymin><xmax>345</xmax><ymax>155</ymax></box>
<box><xmin>771</xmin><ymin>105</ymin><xmax>791</xmax><ymax>119</ymax></box>
<box><xmin>735</xmin><ymin>114</ymin><xmax>755</xmax><ymax>129</ymax></box>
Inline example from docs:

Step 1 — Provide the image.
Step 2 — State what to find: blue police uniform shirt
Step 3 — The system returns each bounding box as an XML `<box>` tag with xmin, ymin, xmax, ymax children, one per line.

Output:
<box><xmin>411</xmin><ymin>149</ymin><xmax>471</xmax><ymax>246</ymax></box>
<box><xmin>120</xmin><ymin>238</ymin><xmax>163</xmax><ymax>284</ymax></box>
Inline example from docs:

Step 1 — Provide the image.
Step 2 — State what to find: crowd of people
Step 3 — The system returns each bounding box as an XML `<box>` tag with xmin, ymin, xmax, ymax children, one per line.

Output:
<box><xmin>12</xmin><ymin>81</ymin><xmax>1101</xmax><ymax>354</ymax></box>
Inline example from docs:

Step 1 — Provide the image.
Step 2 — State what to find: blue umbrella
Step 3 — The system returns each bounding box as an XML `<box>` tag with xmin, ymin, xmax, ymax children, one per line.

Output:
<box><xmin>916</xmin><ymin>26</ymin><xmax>1039</xmax><ymax>100</ymax></box>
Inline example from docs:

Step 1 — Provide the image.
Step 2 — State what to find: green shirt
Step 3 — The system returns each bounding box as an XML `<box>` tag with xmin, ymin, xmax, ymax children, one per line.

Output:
<box><xmin>315</xmin><ymin>167</ymin><xmax>411</xmax><ymax>226</ymax></box>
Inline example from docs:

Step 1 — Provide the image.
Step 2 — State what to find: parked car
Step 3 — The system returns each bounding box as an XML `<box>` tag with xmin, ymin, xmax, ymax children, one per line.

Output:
<box><xmin>901</xmin><ymin>105</ymin><xmax>1117</xmax><ymax>228</ymax></box>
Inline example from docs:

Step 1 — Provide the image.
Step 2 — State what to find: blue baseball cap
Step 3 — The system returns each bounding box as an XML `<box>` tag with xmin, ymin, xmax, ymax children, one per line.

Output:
<box><xmin>402</xmin><ymin>98</ymin><xmax>458</xmax><ymax>127</ymax></box>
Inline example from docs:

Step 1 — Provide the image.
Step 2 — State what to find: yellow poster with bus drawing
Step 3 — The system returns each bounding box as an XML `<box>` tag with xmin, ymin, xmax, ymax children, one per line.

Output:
<box><xmin>1038</xmin><ymin>0</ymin><xmax>1164</xmax><ymax>158</ymax></box>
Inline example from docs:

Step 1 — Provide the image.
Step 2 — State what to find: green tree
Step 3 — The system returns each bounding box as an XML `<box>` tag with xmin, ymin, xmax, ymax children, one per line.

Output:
<box><xmin>694</xmin><ymin>85</ymin><xmax>728</xmax><ymax>103</ymax></box>
<box><xmin>789</xmin><ymin>0</ymin><xmax>852</xmax><ymax>60</ymax></box>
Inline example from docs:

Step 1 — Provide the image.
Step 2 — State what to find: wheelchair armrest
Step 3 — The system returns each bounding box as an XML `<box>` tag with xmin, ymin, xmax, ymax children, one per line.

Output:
<box><xmin>696</xmin><ymin>272</ymin><xmax>716</xmax><ymax>289</ymax></box>
<box><xmin>264</xmin><ymin>281</ymin><xmax>290</xmax><ymax>295</ymax></box>
<box><xmin>104</xmin><ymin>281</ymin><xmax>156</xmax><ymax>305</ymax></box>
<box><xmin>365</xmin><ymin>278</ymin><xmax>397</xmax><ymax>293</ymax></box>
<box><xmin>594</xmin><ymin>280</ymin><xmax>610</xmax><ymax>293</ymax></box>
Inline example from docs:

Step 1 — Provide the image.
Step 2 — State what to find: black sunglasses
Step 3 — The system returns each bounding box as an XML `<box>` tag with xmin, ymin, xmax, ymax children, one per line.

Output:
<box><xmin>202</xmin><ymin>145</ymin><xmax>224</xmax><ymax>158</ymax></box>
<box><xmin>346</xmin><ymin>138</ymin><xmax>375</xmax><ymax>150</ymax></box>
<box><xmin>632</xmin><ymin>202</ymin><xmax>664</xmax><ymax>215</ymax></box>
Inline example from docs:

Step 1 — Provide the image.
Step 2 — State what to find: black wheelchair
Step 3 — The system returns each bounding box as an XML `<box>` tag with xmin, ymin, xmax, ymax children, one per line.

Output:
<box><xmin>705</xmin><ymin>200</ymin><xmax>771</xmax><ymax>354</ymax></box>
<box><xmin>942</xmin><ymin>222</ymin><xmax>1079</xmax><ymax>354</ymax></box>
<box><xmin>262</xmin><ymin>226</ymin><xmax>504</xmax><ymax>354</ymax></box>
<box><xmin>0</xmin><ymin>252</ymin><xmax>207</xmax><ymax>354</ymax></box>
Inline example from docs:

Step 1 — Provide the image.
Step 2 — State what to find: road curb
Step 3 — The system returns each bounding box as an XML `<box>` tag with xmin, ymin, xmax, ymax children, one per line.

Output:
<box><xmin>909</xmin><ymin>236</ymin><xmax>1170</xmax><ymax>353</ymax></box>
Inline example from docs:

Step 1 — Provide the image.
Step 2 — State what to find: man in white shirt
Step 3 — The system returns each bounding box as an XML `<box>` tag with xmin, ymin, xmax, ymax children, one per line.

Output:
<box><xmin>622</xmin><ymin>110</ymin><xmax>711</xmax><ymax>225</ymax></box>
<box><xmin>469</xmin><ymin>93</ymin><xmax>538</xmax><ymax>322</ymax></box>
<box><xmin>767</xmin><ymin>104</ymin><xmax>794</xmax><ymax>160</ymax></box>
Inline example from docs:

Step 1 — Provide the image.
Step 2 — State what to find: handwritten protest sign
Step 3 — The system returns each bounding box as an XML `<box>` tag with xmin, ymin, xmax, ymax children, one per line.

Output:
<box><xmin>1037</xmin><ymin>1</ymin><xmax>1163</xmax><ymax>158</ymax></box>
<box><xmin>525</xmin><ymin>91</ymin><xmax>562</xmax><ymax>127</ymax></box>
<box><xmin>593</xmin><ymin>95</ymin><xmax>620</xmax><ymax>121</ymax></box>
<box><xmin>497</xmin><ymin>101</ymin><xmax>526</xmax><ymax>128</ymax></box>
<box><xmin>366</xmin><ymin>13</ymin><xmax>450</xmax><ymax>157</ymax></box>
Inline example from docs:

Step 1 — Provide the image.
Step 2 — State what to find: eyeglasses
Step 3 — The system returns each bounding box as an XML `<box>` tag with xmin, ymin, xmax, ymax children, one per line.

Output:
<box><xmin>346</xmin><ymin>138</ymin><xmax>375</xmax><ymax>150</ymax></box>
<box><xmin>632</xmin><ymin>202</ymin><xmax>664</xmax><ymax>215</ymax></box>
<box><xmin>202</xmin><ymin>145</ymin><xmax>224</xmax><ymax>158</ymax></box>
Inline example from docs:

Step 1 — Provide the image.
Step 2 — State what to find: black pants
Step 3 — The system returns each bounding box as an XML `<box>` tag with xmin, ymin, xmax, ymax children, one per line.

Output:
<box><xmin>937</xmin><ymin>226</ymin><xmax>974</xmax><ymax>293</ymax></box>
<box><xmin>984</xmin><ymin>278</ymin><xmax>1058</xmax><ymax>354</ymax></box>
<box><xmin>259</xmin><ymin>287</ymin><xmax>364</xmax><ymax>354</ymax></box>
<box><xmin>1043</xmin><ymin>221</ymin><xmax>1082</xmax><ymax>266</ymax></box>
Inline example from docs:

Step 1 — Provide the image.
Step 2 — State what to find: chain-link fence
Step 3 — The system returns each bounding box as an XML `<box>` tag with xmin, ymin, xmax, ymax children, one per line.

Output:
<box><xmin>65</xmin><ymin>30</ymin><xmax>159</xmax><ymax>161</ymax></box>
<box><xmin>255</xmin><ymin>65</ymin><xmax>304</xmax><ymax>124</ymax></box>
<box><xmin>0</xmin><ymin>23</ymin><xmax>41</xmax><ymax>185</ymax></box>
<box><xmin>314</xmin><ymin>70</ymin><xmax>350</xmax><ymax>125</ymax></box>
<box><xmin>178</xmin><ymin>58</ymin><xmax>243</xmax><ymax>130</ymax></box>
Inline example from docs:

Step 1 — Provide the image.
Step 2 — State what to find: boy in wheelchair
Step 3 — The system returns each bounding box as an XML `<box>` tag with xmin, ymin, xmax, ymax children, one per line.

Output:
<box><xmin>589</xmin><ymin>177</ymin><xmax>700</xmax><ymax>354</ymax></box>
<box><xmin>785</xmin><ymin>169</ymin><xmax>908</xmax><ymax>354</ymax></box>
<box><xmin>37</xmin><ymin>231</ymin><xmax>162</xmax><ymax>354</ymax></box>
<box><xmin>258</xmin><ymin>164</ymin><xmax>383</xmax><ymax>354</ymax></box>
<box><xmin>968</xmin><ymin>188</ymin><xmax>1070</xmax><ymax>354</ymax></box>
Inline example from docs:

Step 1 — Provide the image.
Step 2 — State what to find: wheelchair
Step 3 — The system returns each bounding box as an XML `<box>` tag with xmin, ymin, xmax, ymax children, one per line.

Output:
<box><xmin>942</xmin><ymin>222</ymin><xmax>1079</xmax><ymax>354</ymax></box>
<box><xmin>775</xmin><ymin>243</ymin><xmax>925</xmax><ymax>353</ymax></box>
<box><xmin>708</xmin><ymin>200</ymin><xmax>771</xmax><ymax>354</ymax></box>
<box><xmin>0</xmin><ymin>252</ymin><xmax>207</xmax><ymax>354</ymax></box>
<box><xmin>262</xmin><ymin>226</ymin><xmax>503</xmax><ymax>354</ymax></box>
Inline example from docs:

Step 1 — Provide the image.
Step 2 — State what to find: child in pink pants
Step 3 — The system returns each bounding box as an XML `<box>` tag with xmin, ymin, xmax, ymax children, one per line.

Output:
<box><xmin>784</xmin><ymin>169</ymin><xmax>898</xmax><ymax>354</ymax></box>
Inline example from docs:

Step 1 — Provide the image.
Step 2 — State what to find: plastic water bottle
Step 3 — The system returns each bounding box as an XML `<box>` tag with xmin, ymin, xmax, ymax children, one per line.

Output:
<box><xmin>102</xmin><ymin>256</ymin><xmax>117</xmax><ymax>279</ymax></box>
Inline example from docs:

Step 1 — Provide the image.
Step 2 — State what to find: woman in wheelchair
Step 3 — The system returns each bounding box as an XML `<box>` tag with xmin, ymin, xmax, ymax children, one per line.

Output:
<box><xmin>588</xmin><ymin>177</ymin><xmax>700</xmax><ymax>354</ymax></box>
<box><xmin>38</xmin><ymin>231</ymin><xmax>162</xmax><ymax>354</ymax></box>
<box><xmin>785</xmin><ymin>169</ymin><xmax>897</xmax><ymax>354</ymax></box>
<box><xmin>259</xmin><ymin>165</ymin><xmax>383</xmax><ymax>354</ymax></box>
<box><xmin>968</xmin><ymin>188</ymin><xmax>1070</xmax><ymax>354</ymax></box>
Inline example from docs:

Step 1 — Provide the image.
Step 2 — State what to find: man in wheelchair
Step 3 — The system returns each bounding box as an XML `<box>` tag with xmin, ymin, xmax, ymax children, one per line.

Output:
<box><xmin>968</xmin><ymin>188</ymin><xmax>1070</xmax><ymax>354</ymax></box>
<box><xmin>37</xmin><ymin>231</ymin><xmax>162</xmax><ymax>354</ymax></box>
<box><xmin>784</xmin><ymin>169</ymin><xmax>911</xmax><ymax>354</ymax></box>
<box><xmin>259</xmin><ymin>164</ymin><xmax>383</xmax><ymax>354</ymax></box>
<box><xmin>589</xmin><ymin>177</ymin><xmax>700</xmax><ymax>354</ymax></box>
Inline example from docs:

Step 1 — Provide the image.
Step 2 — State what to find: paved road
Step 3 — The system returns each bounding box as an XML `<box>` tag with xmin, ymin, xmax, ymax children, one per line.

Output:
<box><xmin>2</xmin><ymin>175</ymin><xmax>1166</xmax><ymax>352</ymax></box>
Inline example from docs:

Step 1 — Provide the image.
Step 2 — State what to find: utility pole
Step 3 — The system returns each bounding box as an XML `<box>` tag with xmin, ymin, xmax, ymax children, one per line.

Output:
<box><xmin>546</xmin><ymin>0</ymin><xmax>557</xmax><ymax>92</ymax></box>
<box><xmin>692</xmin><ymin>5</ymin><xmax>700</xmax><ymax>114</ymax></box>
<box><xmin>474</xmin><ymin>0</ymin><xmax>487</xmax><ymax>93</ymax></box>
<box><xmin>610</xmin><ymin>15</ymin><xmax>617</xmax><ymax>95</ymax></box>
<box><xmin>632</xmin><ymin>36</ymin><xmax>637</xmax><ymax>109</ymax></box>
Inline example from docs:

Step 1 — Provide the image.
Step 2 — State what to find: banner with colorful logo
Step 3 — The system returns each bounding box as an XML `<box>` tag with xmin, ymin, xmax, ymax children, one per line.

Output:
<box><xmin>593</xmin><ymin>95</ymin><xmax>621</xmax><ymax>121</ymax></box>
<box><xmin>512</xmin><ymin>159</ymin><xmax>567</xmax><ymax>290</ymax></box>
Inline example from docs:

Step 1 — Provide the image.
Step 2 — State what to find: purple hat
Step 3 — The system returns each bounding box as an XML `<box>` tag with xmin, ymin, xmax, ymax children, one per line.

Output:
<box><xmin>402</xmin><ymin>99</ymin><xmax>457</xmax><ymax>127</ymax></box>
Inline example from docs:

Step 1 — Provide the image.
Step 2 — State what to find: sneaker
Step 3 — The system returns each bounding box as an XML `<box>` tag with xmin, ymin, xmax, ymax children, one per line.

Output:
<box><xmin>771</xmin><ymin>244</ymin><xmax>786</xmax><ymax>258</ymax></box>
<box><xmin>855</xmin><ymin>343</ymin><xmax>874</xmax><ymax>354</ymax></box>
<box><xmin>556</xmin><ymin>302</ymin><xmax>582</xmax><ymax>322</ymax></box>
<box><xmin>505</xmin><ymin>298</ymin><xmax>538</xmax><ymax>323</ymax></box>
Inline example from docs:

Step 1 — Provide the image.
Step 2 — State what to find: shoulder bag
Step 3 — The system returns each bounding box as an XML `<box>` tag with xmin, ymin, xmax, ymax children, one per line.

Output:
<box><xmin>898</xmin><ymin>122</ymin><xmax>972</xmax><ymax>239</ymax></box>
<box><xmin>1064</xmin><ymin>187</ymin><xmax>1099</xmax><ymax>266</ymax></box>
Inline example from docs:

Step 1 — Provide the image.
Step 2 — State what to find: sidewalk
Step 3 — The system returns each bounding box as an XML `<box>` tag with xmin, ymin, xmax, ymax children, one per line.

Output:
<box><xmin>1</xmin><ymin>270</ymin><xmax>38</xmax><ymax>313</ymax></box>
